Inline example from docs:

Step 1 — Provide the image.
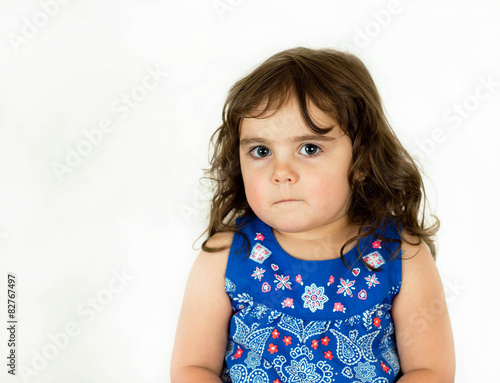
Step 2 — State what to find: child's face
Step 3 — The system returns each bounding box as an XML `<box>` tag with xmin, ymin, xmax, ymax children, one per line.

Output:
<box><xmin>239</xmin><ymin>98</ymin><xmax>354</xmax><ymax>237</ymax></box>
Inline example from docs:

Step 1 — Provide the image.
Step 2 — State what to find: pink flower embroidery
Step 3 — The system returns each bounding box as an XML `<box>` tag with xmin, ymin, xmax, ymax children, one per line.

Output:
<box><xmin>333</xmin><ymin>302</ymin><xmax>345</xmax><ymax>313</ymax></box>
<box><xmin>373</xmin><ymin>317</ymin><xmax>381</xmax><ymax>327</ymax></box>
<box><xmin>365</xmin><ymin>274</ymin><xmax>380</xmax><ymax>289</ymax></box>
<box><xmin>381</xmin><ymin>361</ymin><xmax>390</xmax><ymax>373</ymax></box>
<box><xmin>321</xmin><ymin>336</ymin><xmax>330</xmax><ymax>346</ymax></box>
<box><xmin>255</xmin><ymin>233</ymin><xmax>265</xmax><ymax>241</ymax></box>
<box><xmin>324</xmin><ymin>351</ymin><xmax>334</xmax><ymax>360</ymax></box>
<box><xmin>268</xmin><ymin>343</ymin><xmax>278</xmax><ymax>354</ymax></box>
<box><xmin>363</xmin><ymin>251</ymin><xmax>386</xmax><ymax>269</ymax></box>
<box><xmin>283</xmin><ymin>336</ymin><xmax>292</xmax><ymax>346</ymax></box>
<box><xmin>234</xmin><ymin>348</ymin><xmax>243</xmax><ymax>359</ymax></box>
<box><xmin>327</xmin><ymin>275</ymin><xmax>335</xmax><ymax>286</ymax></box>
<box><xmin>282</xmin><ymin>298</ymin><xmax>294</xmax><ymax>308</ymax></box>
<box><xmin>274</xmin><ymin>274</ymin><xmax>292</xmax><ymax>290</ymax></box>
<box><xmin>372</xmin><ymin>239</ymin><xmax>382</xmax><ymax>248</ymax></box>
<box><xmin>251</xmin><ymin>267</ymin><xmax>266</xmax><ymax>281</ymax></box>
<box><xmin>295</xmin><ymin>274</ymin><xmax>303</xmax><ymax>285</ymax></box>
<box><xmin>337</xmin><ymin>278</ymin><xmax>356</xmax><ymax>296</ymax></box>
<box><xmin>272</xmin><ymin>329</ymin><xmax>280</xmax><ymax>339</ymax></box>
<box><xmin>250</xmin><ymin>243</ymin><xmax>272</xmax><ymax>264</ymax></box>
<box><xmin>311</xmin><ymin>339</ymin><xmax>319</xmax><ymax>349</ymax></box>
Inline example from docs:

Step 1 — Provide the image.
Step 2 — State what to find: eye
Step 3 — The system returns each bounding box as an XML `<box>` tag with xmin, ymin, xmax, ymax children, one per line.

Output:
<box><xmin>299</xmin><ymin>144</ymin><xmax>322</xmax><ymax>157</ymax></box>
<box><xmin>249</xmin><ymin>146</ymin><xmax>270</xmax><ymax>158</ymax></box>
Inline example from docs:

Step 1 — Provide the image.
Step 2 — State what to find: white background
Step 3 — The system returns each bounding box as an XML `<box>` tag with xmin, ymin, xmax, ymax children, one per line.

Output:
<box><xmin>0</xmin><ymin>0</ymin><xmax>499</xmax><ymax>382</ymax></box>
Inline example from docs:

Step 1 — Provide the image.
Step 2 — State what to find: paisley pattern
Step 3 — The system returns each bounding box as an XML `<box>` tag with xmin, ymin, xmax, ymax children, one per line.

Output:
<box><xmin>222</xmin><ymin>215</ymin><xmax>403</xmax><ymax>382</ymax></box>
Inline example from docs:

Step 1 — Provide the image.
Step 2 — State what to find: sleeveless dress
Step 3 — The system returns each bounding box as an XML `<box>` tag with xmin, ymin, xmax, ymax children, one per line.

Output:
<box><xmin>221</xmin><ymin>215</ymin><xmax>403</xmax><ymax>383</ymax></box>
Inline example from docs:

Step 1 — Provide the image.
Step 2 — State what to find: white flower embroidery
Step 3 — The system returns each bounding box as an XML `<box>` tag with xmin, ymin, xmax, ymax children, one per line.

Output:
<box><xmin>301</xmin><ymin>283</ymin><xmax>329</xmax><ymax>313</ymax></box>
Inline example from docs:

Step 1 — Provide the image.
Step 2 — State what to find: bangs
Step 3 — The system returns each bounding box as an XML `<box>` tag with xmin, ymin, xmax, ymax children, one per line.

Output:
<box><xmin>228</xmin><ymin>56</ymin><xmax>345</xmax><ymax>135</ymax></box>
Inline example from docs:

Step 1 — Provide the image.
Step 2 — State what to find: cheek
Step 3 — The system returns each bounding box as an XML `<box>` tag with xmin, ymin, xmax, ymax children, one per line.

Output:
<box><xmin>241</xmin><ymin>168</ymin><xmax>267</xmax><ymax>206</ymax></box>
<box><xmin>308</xmin><ymin>169</ymin><xmax>352</xmax><ymax>205</ymax></box>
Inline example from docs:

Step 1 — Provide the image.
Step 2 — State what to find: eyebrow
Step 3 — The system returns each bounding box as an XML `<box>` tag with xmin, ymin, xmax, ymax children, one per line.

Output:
<box><xmin>239</xmin><ymin>134</ymin><xmax>336</xmax><ymax>147</ymax></box>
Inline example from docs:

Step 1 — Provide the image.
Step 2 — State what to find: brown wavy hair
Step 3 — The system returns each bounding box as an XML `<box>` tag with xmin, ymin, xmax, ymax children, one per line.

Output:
<box><xmin>197</xmin><ymin>46</ymin><xmax>439</xmax><ymax>270</ymax></box>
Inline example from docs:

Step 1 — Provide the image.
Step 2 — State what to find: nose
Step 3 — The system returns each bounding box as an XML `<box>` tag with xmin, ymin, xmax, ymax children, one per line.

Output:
<box><xmin>272</xmin><ymin>159</ymin><xmax>298</xmax><ymax>184</ymax></box>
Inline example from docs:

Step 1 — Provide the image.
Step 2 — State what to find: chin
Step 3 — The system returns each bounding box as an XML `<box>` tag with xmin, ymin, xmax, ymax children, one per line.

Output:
<box><xmin>267</xmin><ymin>216</ymin><xmax>310</xmax><ymax>234</ymax></box>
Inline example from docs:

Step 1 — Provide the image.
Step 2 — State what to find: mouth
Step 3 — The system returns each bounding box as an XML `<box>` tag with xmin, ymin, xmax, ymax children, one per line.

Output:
<box><xmin>275</xmin><ymin>199</ymin><xmax>299</xmax><ymax>204</ymax></box>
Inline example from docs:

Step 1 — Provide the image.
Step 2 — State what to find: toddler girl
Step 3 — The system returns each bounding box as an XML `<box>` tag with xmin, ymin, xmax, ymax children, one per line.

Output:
<box><xmin>171</xmin><ymin>47</ymin><xmax>455</xmax><ymax>383</ymax></box>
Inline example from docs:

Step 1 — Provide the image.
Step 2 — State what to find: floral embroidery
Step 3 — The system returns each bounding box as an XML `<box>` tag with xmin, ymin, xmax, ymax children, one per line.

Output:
<box><xmin>285</xmin><ymin>357</ymin><xmax>322</xmax><ymax>383</ymax></box>
<box><xmin>363</xmin><ymin>251</ymin><xmax>386</xmax><ymax>269</ymax></box>
<box><xmin>381</xmin><ymin>361</ymin><xmax>390</xmax><ymax>373</ymax></box>
<box><xmin>234</xmin><ymin>347</ymin><xmax>243</xmax><ymax>359</ymax></box>
<box><xmin>250</xmin><ymin>243</ymin><xmax>272</xmax><ymax>264</ymax></box>
<box><xmin>274</xmin><ymin>274</ymin><xmax>292</xmax><ymax>290</ymax></box>
<box><xmin>296</xmin><ymin>274</ymin><xmax>303</xmax><ymax>285</ymax></box>
<box><xmin>302</xmin><ymin>283</ymin><xmax>329</xmax><ymax>312</ymax></box>
<box><xmin>268</xmin><ymin>343</ymin><xmax>278</xmax><ymax>354</ymax></box>
<box><xmin>354</xmin><ymin>361</ymin><xmax>376</xmax><ymax>382</ymax></box>
<box><xmin>337</xmin><ymin>278</ymin><xmax>356</xmax><ymax>297</ymax></box>
<box><xmin>362</xmin><ymin>303</ymin><xmax>391</xmax><ymax>331</ymax></box>
<box><xmin>333</xmin><ymin>302</ymin><xmax>346</xmax><ymax>313</ymax></box>
<box><xmin>365</xmin><ymin>274</ymin><xmax>380</xmax><ymax>289</ymax></box>
<box><xmin>262</xmin><ymin>282</ymin><xmax>271</xmax><ymax>293</ymax></box>
<box><xmin>251</xmin><ymin>304</ymin><xmax>269</xmax><ymax>320</ymax></box>
<box><xmin>276</xmin><ymin>317</ymin><xmax>329</xmax><ymax>344</ymax></box>
<box><xmin>251</xmin><ymin>267</ymin><xmax>266</xmax><ymax>281</ymax></box>
<box><xmin>244</xmin><ymin>351</ymin><xmax>261</xmax><ymax>369</ymax></box>
<box><xmin>225</xmin><ymin>217</ymin><xmax>402</xmax><ymax>383</ymax></box>
<box><xmin>382</xmin><ymin>346</ymin><xmax>400</xmax><ymax>376</ymax></box>
<box><xmin>282</xmin><ymin>298</ymin><xmax>294</xmax><ymax>308</ymax></box>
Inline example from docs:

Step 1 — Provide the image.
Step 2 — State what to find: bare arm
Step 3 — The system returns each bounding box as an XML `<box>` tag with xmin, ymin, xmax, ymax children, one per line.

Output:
<box><xmin>392</xmin><ymin>234</ymin><xmax>455</xmax><ymax>382</ymax></box>
<box><xmin>170</xmin><ymin>232</ymin><xmax>234</xmax><ymax>383</ymax></box>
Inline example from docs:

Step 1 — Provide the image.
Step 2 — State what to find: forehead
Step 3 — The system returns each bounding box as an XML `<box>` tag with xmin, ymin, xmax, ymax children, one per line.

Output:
<box><xmin>239</xmin><ymin>98</ymin><xmax>339</xmax><ymax>140</ymax></box>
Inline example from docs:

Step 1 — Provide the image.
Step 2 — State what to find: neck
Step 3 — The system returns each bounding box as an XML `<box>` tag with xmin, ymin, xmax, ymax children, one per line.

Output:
<box><xmin>272</xmin><ymin>216</ymin><xmax>359</xmax><ymax>260</ymax></box>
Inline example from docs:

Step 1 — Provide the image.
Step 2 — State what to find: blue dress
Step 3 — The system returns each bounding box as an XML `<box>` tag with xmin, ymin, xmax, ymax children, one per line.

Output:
<box><xmin>222</xmin><ymin>215</ymin><xmax>403</xmax><ymax>383</ymax></box>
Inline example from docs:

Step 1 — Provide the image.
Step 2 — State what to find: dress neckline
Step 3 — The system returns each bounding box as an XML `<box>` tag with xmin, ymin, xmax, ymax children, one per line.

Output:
<box><xmin>258</xmin><ymin>216</ymin><xmax>361</xmax><ymax>264</ymax></box>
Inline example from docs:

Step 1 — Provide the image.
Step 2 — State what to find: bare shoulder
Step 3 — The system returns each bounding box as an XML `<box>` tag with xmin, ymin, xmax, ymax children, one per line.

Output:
<box><xmin>392</xmin><ymin>232</ymin><xmax>455</xmax><ymax>379</ymax></box>
<box><xmin>171</xmin><ymin>230</ymin><xmax>236</xmax><ymax>380</ymax></box>
<box><xmin>205</xmin><ymin>230</ymin><xmax>235</xmax><ymax>250</ymax></box>
<box><xmin>194</xmin><ymin>231</ymin><xmax>235</xmax><ymax>276</ymax></box>
<box><xmin>398</xmin><ymin>229</ymin><xmax>438</xmax><ymax>288</ymax></box>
